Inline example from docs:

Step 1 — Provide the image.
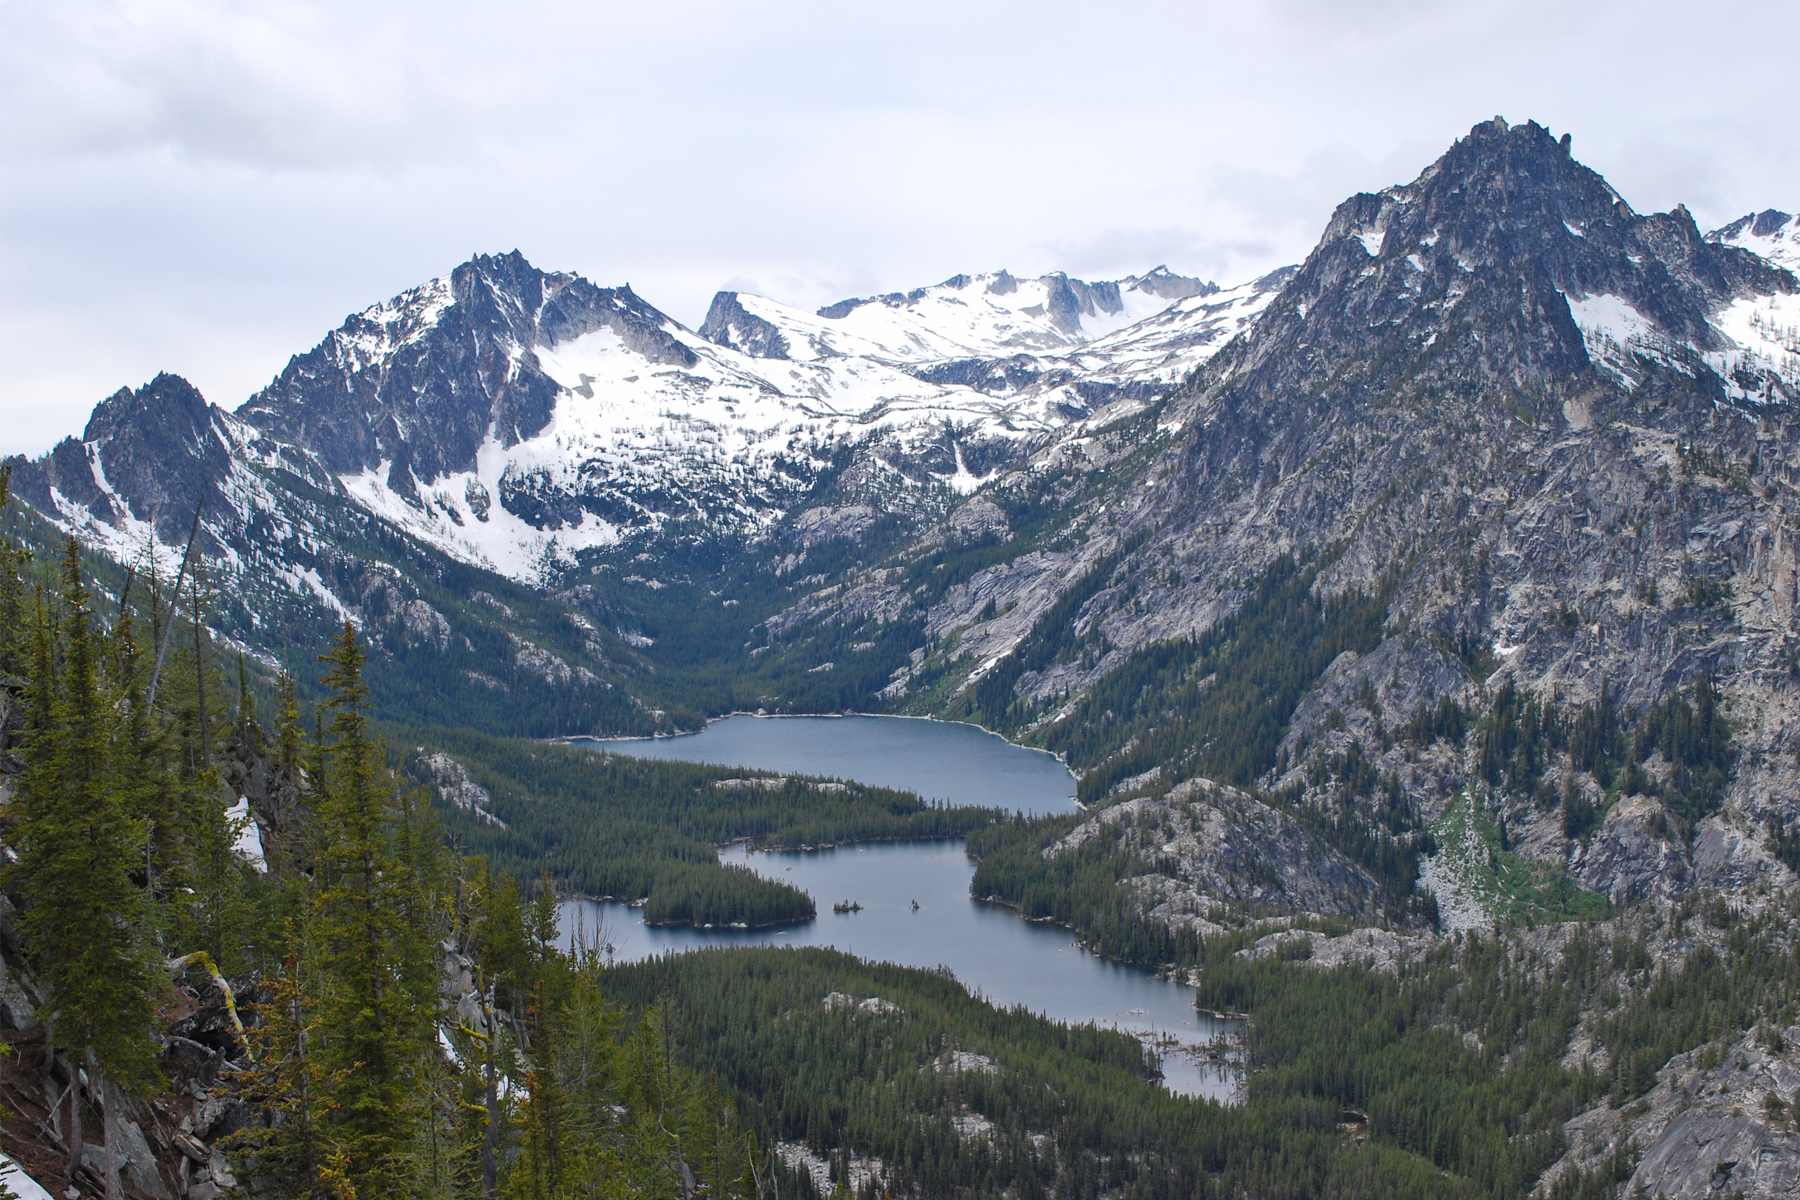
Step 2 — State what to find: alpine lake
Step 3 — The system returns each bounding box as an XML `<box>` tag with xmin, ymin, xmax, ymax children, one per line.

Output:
<box><xmin>558</xmin><ymin>714</ymin><xmax>1238</xmax><ymax>1101</ymax></box>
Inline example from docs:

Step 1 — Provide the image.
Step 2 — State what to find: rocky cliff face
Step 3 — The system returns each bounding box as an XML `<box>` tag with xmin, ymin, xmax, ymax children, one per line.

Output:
<box><xmin>766</xmin><ymin>119</ymin><xmax>1799</xmax><ymax>925</ymax></box>
<box><xmin>240</xmin><ymin>253</ymin><xmax>695</xmax><ymax>486</ymax></box>
<box><xmin>6</xmin><ymin>116</ymin><xmax>1800</xmax><ymax>1196</ymax></box>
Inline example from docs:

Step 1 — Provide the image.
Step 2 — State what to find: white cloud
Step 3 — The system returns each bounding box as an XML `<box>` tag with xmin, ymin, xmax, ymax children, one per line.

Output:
<box><xmin>2</xmin><ymin>0</ymin><xmax>1795</xmax><ymax>454</ymax></box>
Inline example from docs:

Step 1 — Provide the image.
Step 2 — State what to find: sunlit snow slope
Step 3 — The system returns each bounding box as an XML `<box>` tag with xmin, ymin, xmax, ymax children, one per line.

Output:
<box><xmin>245</xmin><ymin>256</ymin><xmax>1289</xmax><ymax>583</ymax></box>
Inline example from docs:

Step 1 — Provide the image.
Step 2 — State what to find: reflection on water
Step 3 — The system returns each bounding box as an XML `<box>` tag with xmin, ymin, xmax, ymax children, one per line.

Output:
<box><xmin>571</xmin><ymin>713</ymin><xmax>1079</xmax><ymax>815</ymax></box>
<box><xmin>561</xmin><ymin>840</ymin><xmax>1239</xmax><ymax>1101</ymax></box>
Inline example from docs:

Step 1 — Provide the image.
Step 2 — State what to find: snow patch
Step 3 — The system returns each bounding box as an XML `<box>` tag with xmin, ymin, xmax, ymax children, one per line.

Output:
<box><xmin>0</xmin><ymin>1153</ymin><xmax>54</xmax><ymax>1200</ymax></box>
<box><xmin>225</xmin><ymin>797</ymin><xmax>266</xmax><ymax>873</ymax></box>
<box><xmin>1706</xmin><ymin>291</ymin><xmax>1800</xmax><ymax>403</ymax></box>
<box><xmin>1565</xmin><ymin>292</ymin><xmax>1681</xmax><ymax>390</ymax></box>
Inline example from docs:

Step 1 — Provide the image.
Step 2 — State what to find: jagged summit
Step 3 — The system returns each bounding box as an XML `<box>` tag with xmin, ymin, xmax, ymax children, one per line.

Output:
<box><xmin>238</xmin><ymin>251</ymin><xmax>696</xmax><ymax>490</ymax></box>
<box><xmin>6</xmin><ymin>373</ymin><xmax>241</xmax><ymax>550</ymax></box>
<box><xmin>702</xmin><ymin>267</ymin><xmax>1220</xmax><ymax>364</ymax></box>
<box><xmin>1181</xmin><ymin>117</ymin><xmax>1797</xmax><ymax>433</ymax></box>
<box><xmin>1710</xmin><ymin>208</ymin><xmax>1799</xmax><ymax>273</ymax></box>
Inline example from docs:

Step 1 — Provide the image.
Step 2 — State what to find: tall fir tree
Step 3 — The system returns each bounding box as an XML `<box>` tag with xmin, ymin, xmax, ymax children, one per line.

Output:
<box><xmin>307</xmin><ymin>621</ymin><xmax>438</xmax><ymax>1198</ymax></box>
<box><xmin>7</xmin><ymin>539</ymin><xmax>160</xmax><ymax>1200</ymax></box>
<box><xmin>0</xmin><ymin>466</ymin><xmax>29</xmax><ymax>677</ymax></box>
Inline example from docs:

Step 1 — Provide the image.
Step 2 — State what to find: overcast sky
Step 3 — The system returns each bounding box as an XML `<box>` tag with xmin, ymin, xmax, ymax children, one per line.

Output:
<box><xmin>2</xmin><ymin>0</ymin><xmax>1795</xmax><ymax>455</ymax></box>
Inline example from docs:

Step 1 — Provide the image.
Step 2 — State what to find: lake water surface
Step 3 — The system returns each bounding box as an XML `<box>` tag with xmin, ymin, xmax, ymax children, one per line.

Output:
<box><xmin>571</xmin><ymin>713</ymin><xmax>1078</xmax><ymax>814</ymax></box>
<box><xmin>562</xmin><ymin>715</ymin><xmax>1237</xmax><ymax>1100</ymax></box>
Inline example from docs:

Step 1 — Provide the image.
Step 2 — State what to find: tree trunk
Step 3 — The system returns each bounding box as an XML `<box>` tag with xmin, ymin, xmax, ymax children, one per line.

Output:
<box><xmin>66</xmin><ymin>1060</ymin><xmax>84</xmax><ymax>1180</ymax></box>
<box><xmin>481</xmin><ymin>984</ymin><xmax>500</xmax><ymax>1200</ymax></box>
<box><xmin>90</xmin><ymin>1052</ymin><xmax>122</xmax><ymax>1200</ymax></box>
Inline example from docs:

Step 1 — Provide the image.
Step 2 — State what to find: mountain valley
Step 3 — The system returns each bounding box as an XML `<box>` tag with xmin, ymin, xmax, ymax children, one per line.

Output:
<box><xmin>5</xmin><ymin>117</ymin><xmax>1800</xmax><ymax>1199</ymax></box>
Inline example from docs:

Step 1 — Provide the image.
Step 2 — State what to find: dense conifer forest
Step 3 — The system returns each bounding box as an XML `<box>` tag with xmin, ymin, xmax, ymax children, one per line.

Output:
<box><xmin>0</xmin><ymin>468</ymin><xmax>768</xmax><ymax>1199</ymax></box>
<box><xmin>410</xmin><ymin>729</ymin><xmax>997</xmax><ymax>927</ymax></box>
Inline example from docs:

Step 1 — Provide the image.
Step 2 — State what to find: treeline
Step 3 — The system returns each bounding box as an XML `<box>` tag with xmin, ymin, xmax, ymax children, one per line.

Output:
<box><xmin>604</xmin><ymin>946</ymin><xmax>1472</xmax><ymax>1200</ymax></box>
<box><xmin>1040</xmin><ymin>553</ymin><xmax>1400</xmax><ymax>805</ymax></box>
<box><xmin>593</xmin><ymin>900</ymin><xmax>1800</xmax><ymax>1198</ymax></box>
<box><xmin>409</xmin><ymin>728</ymin><xmax>998</xmax><ymax>927</ymax></box>
<box><xmin>0</xmin><ymin>467</ymin><xmax>763</xmax><ymax>1200</ymax></box>
<box><xmin>1196</xmin><ymin>934</ymin><xmax>1606</xmax><ymax>1197</ymax></box>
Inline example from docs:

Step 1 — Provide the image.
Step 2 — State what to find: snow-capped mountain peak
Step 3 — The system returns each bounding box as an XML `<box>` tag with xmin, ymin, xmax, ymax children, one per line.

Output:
<box><xmin>1709</xmin><ymin>208</ymin><xmax>1799</xmax><ymax>274</ymax></box>
<box><xmin>222</xmin><ymin>253</ymin><xmax>1290</xmax><ymax>584</ymax></box>
<box><xmin>702</xmin><ymin>267</ymin><xmax>1221</xmax><ymax>366</ymax></box>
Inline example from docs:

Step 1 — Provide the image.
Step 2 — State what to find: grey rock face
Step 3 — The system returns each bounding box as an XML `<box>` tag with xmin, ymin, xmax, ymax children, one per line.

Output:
<box><xmin>411</xmin><ymin>750</ymin><xmax>506</xmax><ymax>828</ymax></box>
<box><xmin>766</xmin><ymin>120</ymin><xmax>1799</xmax><ymax>933</ymax></box>
<box><xmin>240</xmin><ymin>251</ymin><xmax>696</xmax><ymax>487</ymax></box>
<box><xmin>1549</xmin><ymin>1025</ymin><xmax>1800</xmax><ymax>1199</ymax></box>
<box><xmin>4</xmin><ymin>373</ymin><xmax>240</xmax><ymax>548</ymax></box>
<box><xmin>1236</xmin><ymin>925</ymin><xmax>1429</xmax><ymax>973</ymax></box>
<box><xmin>1045</xmin><ymin>778</ymin><xmax>1374</xmax><ymax>919</ymax></box>
<box><xmin>700</xmin><ymin>291</ymin><xmax>792</xmax><ymax>359</ymax></box>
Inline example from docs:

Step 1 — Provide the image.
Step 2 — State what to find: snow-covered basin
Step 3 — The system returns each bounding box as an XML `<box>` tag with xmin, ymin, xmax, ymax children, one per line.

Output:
<box><xmin>560</xmin><ymin>715</ymin><xmax>1239</xmax><ymax>1101</ymax></box>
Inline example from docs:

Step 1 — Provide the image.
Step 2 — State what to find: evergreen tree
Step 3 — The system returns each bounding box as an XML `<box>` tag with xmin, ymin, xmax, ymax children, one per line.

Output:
<box><xmin>241</xmin><ymin>927</ymin><xmax>330</xmax><ymax>1200</ymax></box>
<box><xmin>7</xmin><ymin>539</ymin><xmax>160</xmax><ymax>1200</ymax></box>
<box><xmin>0</xmin><ymin>466</ymin><xmax>29</xmax><ymax>677</ymax></box>
<box><xmin>306</xmin><ymin>621</ymin><xmax>438</xmax><ymax>1197</ymax></box>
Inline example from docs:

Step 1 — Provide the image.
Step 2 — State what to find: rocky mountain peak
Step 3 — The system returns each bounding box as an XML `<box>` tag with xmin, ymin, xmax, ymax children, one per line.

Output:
<box><xmin>235</xmin><ymin>251</ymin><xmax>696</xmax><ymax>495</ymax></box>
<box><xmin>4</xmin><ymin>372</ymin><xmax>234</xmax><ymax>546</ymax></box>
<box><xmin>699</xmin><ymin>291</ymin><xmax>791</xmax><ymax>359</ymax></box>
<box><xmin>707</xmin><ymin>266</ymin><xmax>1224</xmax><ymax>365</ymax></box>
<box><xmin>1122</xmin><ymin>265</ymin><xmax>1219</xmax><ymax>302</ymax></box>
<box><xmin>1189</xmin><ymin>118</ymin><xmax>1796</xmax><ymax>437</ymax></box>
<box><xmin>1710</xmin><ymin>208</ymin><xmax>1799</xmax><ymax>273</ymax></box>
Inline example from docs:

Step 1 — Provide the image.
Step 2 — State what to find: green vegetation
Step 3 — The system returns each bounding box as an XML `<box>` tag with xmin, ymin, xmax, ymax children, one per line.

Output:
<box><xmin>1193</xmin><ymin>931</ymin><xmax>1613</xmax><ymax>1199</ymax></box>
<box><xmin>1596</xmin><ymin>889</ymin><xmax>1800</xmax><ymax>1102</ymax></box>
<box><xmin>8</xmin><ymin>537</ymin><xmax>164</xmax><ymax>1182</ymax></box>
<box><xmin>968</xmin><ymin>814</ymin><xmax>1208</xmax><ymax>967</ymax></box>
<box><xmin>593</xmin><ymin>881</ymin><xmax>1800</xmax><ymax>1200</ymax></box>
<box><xmin>0</xmin><ymin>472</ymin><xmax>763</xmax><ymax>1199</ymax></box>
<box><xmin>605</xmin><ymin>946</ymin><xmax>1470</xmax><ymax>1200</ymax></box>
<box><xmin>1038</xmin><ymin>553</ymin><xmax>1399</xmax><ymax>805</ymax></box>
<box><xmin>958</xmin><ymin>552</ymin><xmax>1436</xmax><ymax>950</ymax></box>
<box><xmin>408</xmin><ymin>728</ymin><xmax>999</xmax><ymax>927</ymax></box>
<box><xmin>1427</xmin><ymin>793</ymin><xmax>1610</xmax><ymax>924</ymax></box>
<box><xmin>1458</xmin><ymin>676</ymin><xmax>1732</xmax><ymax>841</ymax></box>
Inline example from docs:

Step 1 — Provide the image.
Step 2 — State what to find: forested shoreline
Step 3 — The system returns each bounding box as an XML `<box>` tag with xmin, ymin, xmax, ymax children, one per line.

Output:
<box><xmin>407</xmin><ymin>727</ymin><xmax>1000</xmax><ymax>928</ymax></box>
<box><xmin>5</xmin><ymin>445</ymin><xmax>1800</xmax><ymax>1200</ymax></box>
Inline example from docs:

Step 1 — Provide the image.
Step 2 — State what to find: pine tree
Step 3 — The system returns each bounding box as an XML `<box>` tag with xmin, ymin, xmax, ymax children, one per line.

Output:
<box><xmin>0</xmin><ymin>466</ymin><xmax>30</xmax><ymax>677</ymax></box>
<box><xmin>164</xmin><ymin>584</ymin><xmax>249</xmax><ymax>969</ymax></box>
<box><xmin>7</xmin><ymin>539</ymin><xmax>160</xmax><ymax>1200</ymax></box>
<box><xmin>240</xmin><ymin>926</ymin><xmax>332</xmax><ymax>1200</ymax></box>
<box><xmin>307</xmin><ymin>621</ymin><xmax>437</xmax><ymax>1198</ymax></box>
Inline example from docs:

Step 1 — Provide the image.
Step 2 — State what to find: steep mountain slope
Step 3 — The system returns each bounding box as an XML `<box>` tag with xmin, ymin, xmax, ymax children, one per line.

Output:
<box><xmin>763</xmin><ymin>118</ymin><xmax>1799</xmax><ymax>916</ymax></box>
<box><xmin>9</xmin><ymin>118</ymin><xmax>1797</xmax><ymax>908</ymax></box>
<box><xmin>235</xmin><ymin>257</ymin><xmax>1271</xmax><ymax>585</ymax></box>
<box><xmin>3</xmin><ymin>251</ymin><xmax>1281</xmax><ymax>735</ymax></box>
<box><xmin>1</xmin><ymin>372</ymin><xmax>670</xmax><ymax>738</ymax></box>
